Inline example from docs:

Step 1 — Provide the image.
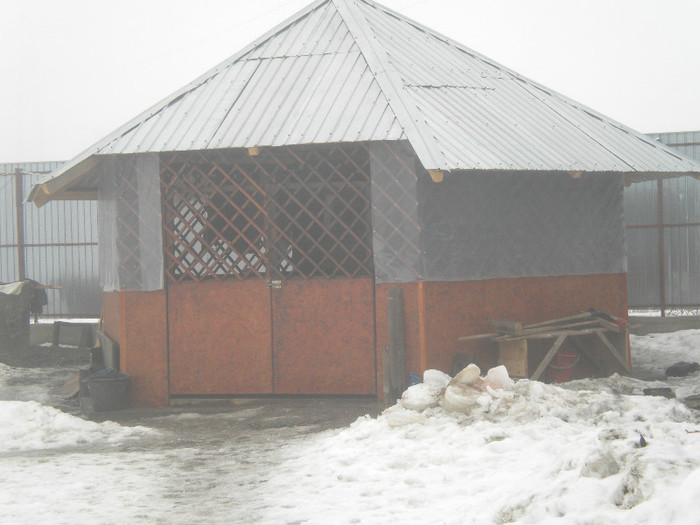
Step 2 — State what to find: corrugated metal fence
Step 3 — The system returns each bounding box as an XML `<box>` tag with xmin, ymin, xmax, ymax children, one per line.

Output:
<box><xmin>626</xmin><ymin>131</ymin><xmax>700</xmax><ymax>315</ymax></box>
<box><xmin>0</xmin><ymin>162</ymin><xmax>101</xmax><ymax>317</ymax></box>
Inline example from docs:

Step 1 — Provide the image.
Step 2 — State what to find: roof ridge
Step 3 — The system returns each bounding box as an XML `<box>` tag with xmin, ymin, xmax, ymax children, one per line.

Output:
<box><xmin>361</xmin><ymin>0</ymin><xmax>692</xmax><ymax>167</ymax></box>
<box><xmin>332</xmin><ymin>0</ymin><xmax>446</xmax><ymax>170</ymax></box>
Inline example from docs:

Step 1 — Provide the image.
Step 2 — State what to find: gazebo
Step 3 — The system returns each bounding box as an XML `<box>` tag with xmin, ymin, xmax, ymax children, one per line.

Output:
<box><xmin>30</xmin><ymin>0</ymin><xmax>700</xmax><ymax>406</ymax></box>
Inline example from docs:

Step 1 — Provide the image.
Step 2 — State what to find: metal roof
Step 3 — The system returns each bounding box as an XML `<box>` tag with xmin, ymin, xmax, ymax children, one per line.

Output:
<box><xmin>30</xmin><ymin>0</ymin><xmax>700</xmax><ymax>205</ymax></box>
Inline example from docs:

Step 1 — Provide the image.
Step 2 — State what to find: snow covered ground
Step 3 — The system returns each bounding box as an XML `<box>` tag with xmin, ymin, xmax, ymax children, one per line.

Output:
<box><xmin>2</xmin><ymin>330</ymin><xmax>700</xmax><ymax>524</ymax></box>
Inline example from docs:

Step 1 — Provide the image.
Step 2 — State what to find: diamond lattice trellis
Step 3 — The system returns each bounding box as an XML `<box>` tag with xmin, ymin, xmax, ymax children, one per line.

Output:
<box><xmin>161</xmin><ymin>144</ymin><xmax>373</xmax><ymax>283</ymax></box>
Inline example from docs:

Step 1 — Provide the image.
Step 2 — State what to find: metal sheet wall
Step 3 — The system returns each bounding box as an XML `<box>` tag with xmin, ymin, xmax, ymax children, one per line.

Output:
<box><xmin>0</xmin><ymin>162</ymin><xmax>101</xmax><ymax>316</ymax></box>
<box><xmin>626</xmin><ymin>131</ymin><xmax>700</xmax><ymax>313</ymax></box>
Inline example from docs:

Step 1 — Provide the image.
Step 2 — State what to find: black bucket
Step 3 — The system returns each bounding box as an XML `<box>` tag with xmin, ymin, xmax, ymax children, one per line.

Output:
<box><xmin>86</xmin><ymin>369</ymin><xmax>130</xmax><ymax>411</ymax></box>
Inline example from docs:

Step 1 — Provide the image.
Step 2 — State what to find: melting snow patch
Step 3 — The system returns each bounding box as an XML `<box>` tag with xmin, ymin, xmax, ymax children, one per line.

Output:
<box><xmin>257</xmin><ymin>363</ymin><xmax>700</xmax><ymax>524</ymax></box>
<box><xmin>0</xmin><ymin>400</ymin><xmax>153</xmax><ymax>452</ymax></box>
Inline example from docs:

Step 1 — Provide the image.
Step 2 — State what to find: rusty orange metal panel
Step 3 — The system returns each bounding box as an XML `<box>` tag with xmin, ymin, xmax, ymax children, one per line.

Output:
<box><xmin>168</xmin><ymin>279</ymin><xmax>272</xmax><ymax>395</ymax></box>
<box><xmin>374</xmin><ymin>274</ymin><xmax>628</xmax><ymax>388</ymax></box>
<box><xmin>120</xmin><ymin>290</ymin><xmax>169</xmax><ymax>407</ymax></box>
<box><xmin>424</xmin><ymin>273</ymin><xmax>628</xmax><ymax>376</ymax></box>
<box><xmin>272</xmin><ymin>278</ymin><xmax>376</xmax><ymax>395</ymax></box>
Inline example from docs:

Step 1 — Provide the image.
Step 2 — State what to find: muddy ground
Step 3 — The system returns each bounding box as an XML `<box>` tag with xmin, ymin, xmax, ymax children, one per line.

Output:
<box><xmin>0</xmin><ymin>341</ymin><xmax>385</xmax><ymax>431</ymax></box>
<box><xmin>0</xmin><ymin>343</ymin><xmax>91</xmax><ymax>369</ymax></box>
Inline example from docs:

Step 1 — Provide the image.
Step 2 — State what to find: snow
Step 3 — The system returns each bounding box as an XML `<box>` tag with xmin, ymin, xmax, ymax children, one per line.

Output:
<box><xmin>1</xmin><ymin>330</ymin><xmax>700</xmax><ymax>524</ymax></box>
<box><xmin>0</xmin><ymin>400</ymin><xmax>151</xmax><ymax>452</ymax></box>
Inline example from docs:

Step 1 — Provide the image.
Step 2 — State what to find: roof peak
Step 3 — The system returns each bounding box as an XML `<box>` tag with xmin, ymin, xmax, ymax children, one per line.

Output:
<box><xmin>30</xmin><ymin>0</ymin><xmax>700</xmax><ymax>205</ymax></box>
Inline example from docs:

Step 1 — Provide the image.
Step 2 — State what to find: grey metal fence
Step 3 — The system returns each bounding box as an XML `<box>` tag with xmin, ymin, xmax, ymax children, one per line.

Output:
<box><xmin>0</xmin><ymin>162</ymin><xmax>101</xmax><ymax>317</ymax></box>
<box><xmin>625</xmin><ymin>131</ymin><xmax>700</xmax><ymax>315</ymax></box>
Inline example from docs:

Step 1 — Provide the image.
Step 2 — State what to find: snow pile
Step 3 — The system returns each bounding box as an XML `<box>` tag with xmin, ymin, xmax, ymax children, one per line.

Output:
<box><xmin>385</xmin><ymin>364</ymin><xmax>517</xmax><ymax>425</ymax></box>
<box><xmin>632</xmin><ymin>329</ymin><xmax>700</xmax><ymax>375</ymax></box>
<box><xmin>259</xmin><ymin>361</ymin><xmax>700</xmax><ymax>523</ymax></box>
<box><xmin>0</xmin><ymin>400</ymin><xmax>152</xmax><ymax>452</ymax></box>
<box><xmin>630</xmin><ymin>329</ymin><xmax>700</xmax><ymax>399</ymax></box>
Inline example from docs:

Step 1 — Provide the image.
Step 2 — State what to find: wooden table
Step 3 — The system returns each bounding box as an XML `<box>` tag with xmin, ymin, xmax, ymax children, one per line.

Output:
<box><xmin>459</xmin><ymin>312</ymin><xmax>631</xmax><ymax>380</ymax></box>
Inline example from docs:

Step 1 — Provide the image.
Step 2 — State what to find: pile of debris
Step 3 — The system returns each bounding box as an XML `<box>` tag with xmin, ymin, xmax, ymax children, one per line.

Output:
<box><xmin>386</xmin><ymin>363</ymin><xmax>515</xmax><ymax>421</ymax></box>
<box><xmin>0</xmin><ymin>280</ymin><xmax>47</xmax><ymax>351</ymax></box>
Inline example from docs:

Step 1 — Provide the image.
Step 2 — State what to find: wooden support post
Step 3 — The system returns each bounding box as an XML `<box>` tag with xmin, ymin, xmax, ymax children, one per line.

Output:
<box><xmin>530</xmin><ymin>333</ymin><xmax>567</xmax><ymax>381</ymax></box>
<box><xmin>570</xmin><ymin>337</ymin><xmax>603</xmax><ymax>374</ymax></box>
<box><xmin>595</xmin><ymin>332</ymin><xmax>632</xmax><ymax>375</ymax></box>
<box><xmin>498</xmin><ymin>339</ymin><xmax>528</xmax><ymax>378</ymax></box>
<box><xmin>657</xmin><ymin>178</ymin><xmax>666</xmax><ymax>317</ymax></box>
<box><xmin>387</xmin><ymin>287</ymin><xmax>406</xmax><ymax>402</ymax></box>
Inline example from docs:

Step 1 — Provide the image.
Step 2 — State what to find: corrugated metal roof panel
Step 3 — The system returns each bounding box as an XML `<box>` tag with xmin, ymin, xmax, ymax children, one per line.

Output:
<box><xmin>30</xmin><ymin>0</ymin><xmax>700</xmax><ymax>205</ymax></box>
<box><xmin>355</xmin><ymin>0</ymin><xmax>700</xmax><ymax>174</ymax></box>
<box><xmin>246</xmin><ymin>0</ymin><xmax>356</xmax><ymax>59</ymax></box>
<box><xmin>100</xmin><ymin>0</ymin><xmax>404</xmax><ymax>156</ymax></box>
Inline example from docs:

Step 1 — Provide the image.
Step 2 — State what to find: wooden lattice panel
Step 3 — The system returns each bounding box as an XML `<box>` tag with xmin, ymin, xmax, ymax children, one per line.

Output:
<box><xmin>258</xmin><ymin>144</ymin><xmax>372</xmax><ymax>279</ymax></box>
<box><xmin>161</xmin><ymin>144</ymin><xmax>373</xmax><ymax>282</ymax></box>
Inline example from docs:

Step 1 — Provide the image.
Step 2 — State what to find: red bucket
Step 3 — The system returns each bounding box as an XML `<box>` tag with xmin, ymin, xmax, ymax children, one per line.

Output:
<box><xmin>546</xmin><ymin>351</ymin><xmax>579</xmax><ymax>383</ymax></box>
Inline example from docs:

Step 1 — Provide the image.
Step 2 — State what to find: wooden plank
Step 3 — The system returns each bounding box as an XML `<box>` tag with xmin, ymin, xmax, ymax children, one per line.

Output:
<box><xmin>530</xmin><ymin>333</ymin><xmax>568</xmax><ymax>381</ymax></box>
<box><xmin>50</xmin><ymin>373</ymin><xmax>80</xmax><ymax>399</ymax></box>
<box><xmin>498</xmin><ymin>339</ymin><xmax>528</xmax><ymax>378</ymax></box>
<box><xmin>492</xmin><ymin>319</ymin><xmax>522</xmax><ymax>335</ymax></box>
<box><xmin>496</xmin><ymin>328</ymin><xmax>605</xmax><ymax>342</ymax></box>
<box><xmin>458</xmin><ymin>332</ymin><xmax>498</xmax><ymax>341</ymax></box>
<box><xmin>523</xmin><ymin>312</ymin><xmax>592</xmax><ymax>330</ymax></box>
<box><xmin>387</xmin><ymin>287</ymin><xmax>406</xmax><ymax>401</ymax></box>
<box><xmin>508</xmin><ymin>320</ymin><xmax>599</xmax><ymax>337</ymax></box>
<box><xmin>591</xmin><ymin>317</ymin><xmax>622</xmax><ymax>333</ymax></box>
<box><xmin>595</xmin><ymin>332</ymin><xmax>632</xmax><ymax>375</ymax></box>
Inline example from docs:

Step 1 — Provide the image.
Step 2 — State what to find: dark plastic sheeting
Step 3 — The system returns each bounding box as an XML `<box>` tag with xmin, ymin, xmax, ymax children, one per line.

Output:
<box><xmin>371</xmin><ymin>142</ymin><xmax>626</xmax><ymax>283</ymax></box>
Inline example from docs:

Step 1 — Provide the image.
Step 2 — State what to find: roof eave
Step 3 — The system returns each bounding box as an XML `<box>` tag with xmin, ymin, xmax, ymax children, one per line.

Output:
<box><xmin>28</xmin><ymin>155</ymin><xmax>102</xmax><ymax>207</ymax></box>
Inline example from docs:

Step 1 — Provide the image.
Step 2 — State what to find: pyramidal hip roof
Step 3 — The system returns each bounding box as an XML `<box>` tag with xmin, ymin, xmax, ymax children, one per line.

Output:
<box><xmin>30</xmin><ymin>0</ymin><xmax>700</xmax><ymax>205</ymax></box>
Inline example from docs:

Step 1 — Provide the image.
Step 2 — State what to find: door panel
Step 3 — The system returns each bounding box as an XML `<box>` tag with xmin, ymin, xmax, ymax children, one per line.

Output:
<box><xmin>168</xmin><ymin>279</ymin><xmax>272</xmax><ymax>395</ymax></box>
<box><xmin>272</xmin><ymin>278</ymin><xmax>376</xmax><ymax>394</ymax></box>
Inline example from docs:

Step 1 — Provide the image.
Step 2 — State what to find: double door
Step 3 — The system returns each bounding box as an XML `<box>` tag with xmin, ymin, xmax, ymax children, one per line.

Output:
<box><xmin>167</xmin><ymin>277</ymin><xmax>375</xmax><ymax>395</ymax></box>
<box><xmin>161</xmin><ymin>145</ymin><xmax>376</xmax><ymax>395</ymax></box>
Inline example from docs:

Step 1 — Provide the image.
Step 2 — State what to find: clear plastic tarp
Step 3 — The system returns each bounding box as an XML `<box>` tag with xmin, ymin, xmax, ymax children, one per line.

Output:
<box><xmin>94</xmin><ymin>143</ymin><xmax>625</xmax><ymax>290</ymax></box>
<box><xmin>98</xmin><ymin>154</ymin><xmax>164</xmax><ymax>291</ymax></box>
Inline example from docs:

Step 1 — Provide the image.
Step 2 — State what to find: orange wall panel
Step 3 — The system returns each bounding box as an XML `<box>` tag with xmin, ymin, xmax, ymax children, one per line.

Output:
<box><xmin>120</xmin><ymin>290</ymin><xmax>169</xmax><ymax>407</ymax></box>
<box><xmin>167</xmin><ymin>280</ymin><xmax>273</xmax><ymax>395</ymax></box>
<box><xmin>272</xmin><ymin>278</ymin><xmax>376</xmax><ymax>395</ymax></box>
<box><xmin>375</xmin><ymin>274</ymin><xmax>628</xmax><ymax>385</ymax></box>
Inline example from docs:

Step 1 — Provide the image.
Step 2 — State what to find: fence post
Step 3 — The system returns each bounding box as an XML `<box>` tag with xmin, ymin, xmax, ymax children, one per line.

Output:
<box><xmin>657</xmin><ymin>179</ymin><xmax>665</xmax><ymax>317</ymax></box>
<box><xmin>14</xmin><ymin>168</ymin><xmax>26</xmax><ymax>280</ymax></box>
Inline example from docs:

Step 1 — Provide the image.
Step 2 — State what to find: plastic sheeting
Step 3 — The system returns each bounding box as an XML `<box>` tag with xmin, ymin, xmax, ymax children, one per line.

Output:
<box><xmin>98</xmin><ymin>154</ymin><xmax>164</xmax><ymax>292</ymax></box>
<box><xmin>92</xmin><ymin>143</ymin><xmax>625</xmax><ymax>290</ymax></box>
<box><xmin>370</xmin><ymin>142</ymin><xmax>626</xmax><ymax>283</ymax></box>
